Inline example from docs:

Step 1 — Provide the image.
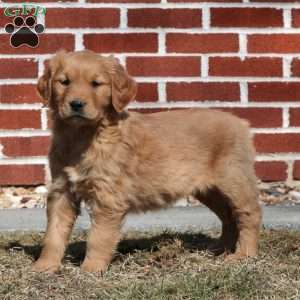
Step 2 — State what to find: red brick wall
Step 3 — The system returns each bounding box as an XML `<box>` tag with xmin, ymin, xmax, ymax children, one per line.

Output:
<box><xmin>0</xmin><ymin>1</ymin><xmax>299</xmax><ymax>185</ymax></box>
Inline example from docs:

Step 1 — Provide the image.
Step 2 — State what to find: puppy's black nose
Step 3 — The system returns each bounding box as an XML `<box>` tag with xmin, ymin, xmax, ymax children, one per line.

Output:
<box><xmin>70</xmin><ymin>100</ymin><xmax>85</xmax><ymax>112</ymax></box>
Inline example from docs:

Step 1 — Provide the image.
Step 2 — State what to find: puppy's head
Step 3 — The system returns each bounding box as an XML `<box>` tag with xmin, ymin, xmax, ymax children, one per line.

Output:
<box><xmin>38</xmin><ymin>50</ymin><xmax>137</xmax><ymax>124</ymax></box>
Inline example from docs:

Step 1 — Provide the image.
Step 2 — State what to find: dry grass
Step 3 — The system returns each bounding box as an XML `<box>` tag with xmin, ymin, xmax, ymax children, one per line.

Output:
<box><xmin>0</xmin><ymin>229</ymin><xmax>299</xmax><ymax>299</ymax></box>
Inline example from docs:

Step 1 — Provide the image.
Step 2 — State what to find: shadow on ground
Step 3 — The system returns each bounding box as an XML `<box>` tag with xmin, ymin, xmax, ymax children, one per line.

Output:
<box><xmin>4</xmin><ymin>231</ymin><xmax>219</xmax><ymax>266</ymax></box>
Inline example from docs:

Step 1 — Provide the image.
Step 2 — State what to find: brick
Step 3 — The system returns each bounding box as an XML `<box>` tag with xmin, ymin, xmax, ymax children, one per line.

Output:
<box><xmin>166</xmin><ymin>33</ymin><xmax>239</xmax><ymax>53</ymax></box>
<box><xmin>0</xmin><ymin>110</ymin><xmax>41</xmax><ymax>130</ymax></box>
<box><xmin>0</xmin><ymin>85</ymin><xmax>41</xmax><ymax>104</ymax></box>
<box><xmin>219</xmin><ymin>108</ymin><xmax>282</xmax><ymax>128</ymax></box>
<box><xmin>166</xmin><ymin>82</ymin><xmax>240</xmax><ymax>101</ymax></box>
<box><xmin>293</xmin><ymin>161</ymin><xmax>300</xmax><ymax>180</ymax></box>
<box><xmin>46</xmin><ymin>8</ymin><xmax>119</xmax><ymax>28</ymax></box>
<box><xmin>292</xmin><ymin>9</ymin><xmax>300</xmax><ymax>27</ymax></box>
<box><xmin>209</xmin><ymin>57</ymin><xmax>282</xmax><ymax>77</ymax></box>
<box><xmin>128</xmin><ymin>9</ymin><xmax>202</xmax><ymax>28</ymax></box>
<box><xmin>136</xmin><ymin>83</ymin><xmax>158</xmax><ymax>102</ymax></box>
<box><xmin>211</xmin><ymin>8</ymin><xmax>283</xmax><ymax>28</ymax></box>
<box><xmin>0</xmin><ymin>8</ymin><xmax>8</xmax><ymax>28</ymax></box>
<box><xmin>290</xmin><ymin>108</ymin><xmax>300</xmax><ymax>126</ymax></box>
<box><xmin>0</xmin><ymin>165</ymin><xmax>45</xmax><ymax>185</ymax></box>
<box><xmin>0</xmin><ymin>136</ymin><xmax>50</xmax><ymax>157</ymax></box>
<box><xmin>84</xmin><ymin>33</ymin><xmax>158</xmax><ymax>53</ymax></box>
<box><xmin>0</xmin><ymin>34</ymin><xmax>74</xmax><ymax>54</ymax></box>
<box><xmin>249</xmin><ymin>82</ymin><xmax>300</xmax><ymax>102</ymax></box>
<box><xmin>0</xmin><ymin>59</ymin><xmax>37</xmax><ymax>79</ymax></box>
<box><xmin>248</xmin><ymin>34</ymin><xmax>300</xmax><ymax>53</ymax></box>
<box><xmin>88</xmin><ymin>0</ymin><xmax>160</xmax><ymax>2</ymax></box>
<box><xmin>127</xmin><ymin>57</ymin><xmax>201</xmax><ymax>77</ymax></box>
<box><xmin>291</xmin><ymin>58</ymin><xmax>300</xmax><ymax>76</ymax></box>
<box><xmin>255</xmin><ymin>133</ymin><xmax>300</xmax><ymax>153</ymax></box>
<box><xmin>255</xmin><ymin>161</ymin><xmax>287</xmax><ymax>182</ymax></box>
<box><xmin>169</xmin><ymin>0</ymin><xmax>241</xmax><ymax>2</ymax></box>
<box><xmin>252</xmin><ymin>0</ymin><xmax>300</xmax><ymax>2</ymax></box>
<box><xmin>2</xmin><ymin>0</ymin><xmax>76</xmax><ymax>2</ymax></box>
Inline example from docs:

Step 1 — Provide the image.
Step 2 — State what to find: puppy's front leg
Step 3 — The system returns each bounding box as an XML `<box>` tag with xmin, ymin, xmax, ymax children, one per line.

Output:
<box><xmin>32</xmin><ymin>191</ymin><xmax>78</xmax><ymax>273</ymax></box>
<box><xmin>81</xmin><ymin>207</ymin><xmax>123</xmax><ymax>273</ymax></box>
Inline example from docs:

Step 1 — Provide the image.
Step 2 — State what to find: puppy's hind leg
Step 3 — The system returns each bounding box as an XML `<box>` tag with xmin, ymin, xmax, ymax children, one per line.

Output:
<box><xmin>216</xmin><ymin>170</ymin><xmax>262</xmax><ymax>259</ymax></box>
<box><xmin>194</xmin><ymin>188</ymin><xmax>238</xmax><ymax>255</ymax></box>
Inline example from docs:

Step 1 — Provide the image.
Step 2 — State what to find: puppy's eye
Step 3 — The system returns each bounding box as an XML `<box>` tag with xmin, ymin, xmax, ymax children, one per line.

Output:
<box><xmin>60</xmin><ymin>79</ymin><xmax>70</xmax><ymax>86</ymax></box>
<box><xmin>91</xmin><ymin>81</ymin><xmax>102</xmax><ymax>88</ymax></box>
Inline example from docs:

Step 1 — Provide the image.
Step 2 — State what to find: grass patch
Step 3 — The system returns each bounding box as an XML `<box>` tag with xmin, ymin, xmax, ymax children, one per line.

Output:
<box><xmin>0</xmin><ymin>229</ymin><xmax>299</xmax><ymax>299</ymax></box>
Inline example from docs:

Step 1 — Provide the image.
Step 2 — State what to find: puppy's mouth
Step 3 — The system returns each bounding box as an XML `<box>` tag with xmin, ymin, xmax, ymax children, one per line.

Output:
<box><xmin>58</xmin><ymin>106</ymin><xmax>101</xmax><ymax>124</ymax></box>
<box><xmin>59</xmin><ymin>108</ymin><xmax>89</xmax><ymax>119</ymax></box>
<box><xmin>67</xmin><ymin>113</ymin><xmax>88</xmax><ymax>120</ymax></box>
<box><xmin>61</xmin><ymin>112</ymin><xmax>100</xmax><ymax>125</ymax></box>
<box><xmin>65</xmin><ymin>115</ymin><xmax>95</xmax><ymax>125</ymax></box>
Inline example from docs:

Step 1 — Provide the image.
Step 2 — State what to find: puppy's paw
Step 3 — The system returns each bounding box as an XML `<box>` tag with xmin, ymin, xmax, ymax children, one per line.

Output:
<box><xmin>224</xmin><ymin>252</ymin><xmax>254</xmax><ymax>263</ymax></box>
<box><xmin>80</xmin><ymin>259</ymin><xmax>108</xmax><ymax>273</ymax></box>
<box><xmin>224</xmin><ymin>248</ymin><xmax>257</xmax><ymax>262</ymax></box>
<box><xmin>31</xmin><ymin>259</ymin><xmax>60</xmax><ymax>273</ymax></box>
<box><xmin>224</xmin><ymin>253</ymin><xmax>242</xmax><ymax>262</ymax></box>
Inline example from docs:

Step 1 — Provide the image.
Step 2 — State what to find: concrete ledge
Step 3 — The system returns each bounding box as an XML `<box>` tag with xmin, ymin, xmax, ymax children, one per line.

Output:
<box><xmin>0</xmin><ymin>206</ymin><xmax>299</xmax><ymax>232</ymax></box>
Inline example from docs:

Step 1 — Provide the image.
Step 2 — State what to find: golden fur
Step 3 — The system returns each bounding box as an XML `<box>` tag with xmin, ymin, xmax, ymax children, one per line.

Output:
<box><xmin>32</xmin><ymin>50</ymin><xmax>262</xmax><ymax>273</ymax></box>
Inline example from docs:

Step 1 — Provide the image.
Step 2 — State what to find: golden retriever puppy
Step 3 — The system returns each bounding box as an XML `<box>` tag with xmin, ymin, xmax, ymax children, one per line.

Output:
<box><xmin>32</xmin><ymin>50</ymin><xmax>261</xmax><ymax>273</ymax></box>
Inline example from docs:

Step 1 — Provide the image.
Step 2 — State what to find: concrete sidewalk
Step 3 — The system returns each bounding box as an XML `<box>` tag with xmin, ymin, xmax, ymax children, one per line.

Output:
<box><xmin>0</xmin><ymin>205</ymin><xmax>299</xmax><ymax>232</ymax></box>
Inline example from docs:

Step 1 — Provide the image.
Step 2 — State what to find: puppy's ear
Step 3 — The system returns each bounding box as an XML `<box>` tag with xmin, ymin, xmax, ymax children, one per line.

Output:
<box><xmin>37</xmin><ymin>50</ymin><xmax>66</xmax><ymax>104</ymax></box>
<box><xmin>110</xmin><ymin>58</ymin><xmax>137</xmax><ymax>113</ymax></box>
<box><xmin>37</xmin><ymin>64</ymin><xmax>51</xmax><ymax>103</ymax></box>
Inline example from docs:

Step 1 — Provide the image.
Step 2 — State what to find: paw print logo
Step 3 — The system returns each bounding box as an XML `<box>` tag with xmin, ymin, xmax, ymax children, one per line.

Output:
<box><xmin>5</xmin><ymin>16</ymin><xmax>44</xmax><ymax>48</ymax></box>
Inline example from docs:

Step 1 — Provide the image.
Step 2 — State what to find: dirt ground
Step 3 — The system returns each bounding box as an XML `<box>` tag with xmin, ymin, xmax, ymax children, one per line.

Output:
<box><xmin>0</xmin><ymin>229</ymin><xmax>299</xmax><ymax>300</ymax></box>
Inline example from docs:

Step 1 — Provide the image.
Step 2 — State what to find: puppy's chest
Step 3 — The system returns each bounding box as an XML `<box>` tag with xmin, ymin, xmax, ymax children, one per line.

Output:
<box><xmin>63</xmin><ymin>157</ymin><xmax>125</xmax><ymax>202</ymax></box>
<box><xmin>62</xmin><ymin>143</ymin><xmax>114</xmax><ymax>193</ymax></box>
<box><xmin>64</xmin><ymin>166</ymin><xmax>91</xmax><ymax>197</ymax></box>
